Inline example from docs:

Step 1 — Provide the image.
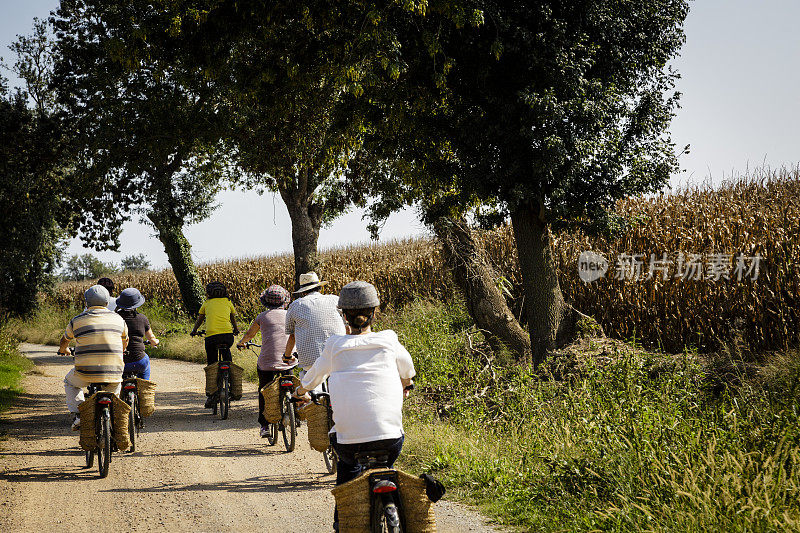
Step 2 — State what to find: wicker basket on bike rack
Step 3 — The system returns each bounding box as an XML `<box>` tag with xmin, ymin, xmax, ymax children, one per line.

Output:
<box><xmin>136</xmin><ymin>378</ymin><xmax>157</xmax><ymax>417</ymax></box>
<box><xmin>112</xmin><ymin>394</ymin><xmax>132</xmax><ymax>451</ymax></box>
<box><xmin>260</xmin><ymin>375</ymin><xmax>301</xmax><ymax>423</ymax></box>
<box><xmin>204</xmin><ymin>363</ymin><xmax>219</xmax><ymax>395</ymax></box>
<box><xmin>331</xmin><ymin>468</ymin><xmax>437</xmax><ymax>533</ymax></box>
<box><xmin>229</xmin><ymin>362</ymin><xmax>244</xmax><ymax>401</ymax></box>
<box><xmin>260</xmin><ymin>379</ymin><xmax>281</xmax><ymax>423</ymax></box>
<box><xmin>305</xmin><ymin>397</ymin><xmax>331</xmax><ymax>452</ymax></box>
<box><xmin>78</xmin><ymin>394</ymin><xmax>97</xmax><ymax>451</ymax></box>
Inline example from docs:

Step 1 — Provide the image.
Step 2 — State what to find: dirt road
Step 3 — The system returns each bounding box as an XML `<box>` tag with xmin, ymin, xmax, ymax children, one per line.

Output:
<box><xmin>0</xmin><ymin>343</ymin><xmax>498</xmax><ymax>532</ymax></box>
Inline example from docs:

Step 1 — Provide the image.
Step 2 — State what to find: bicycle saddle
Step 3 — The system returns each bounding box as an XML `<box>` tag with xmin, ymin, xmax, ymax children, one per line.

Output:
<box><xmin>354</xmin><ymin>450</ymin><xmax>391</xmax><ymax>469</ymax></box>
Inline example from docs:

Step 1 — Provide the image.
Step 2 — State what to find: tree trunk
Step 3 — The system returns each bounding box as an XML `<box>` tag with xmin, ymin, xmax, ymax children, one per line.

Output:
<box><xmin>282</xmin><ymin>190</ymin><xmax>322</xmax><ymax>289</ymax></box>
<box><xmin>148</xmin><ymin>214</ymin><xmax>205</xmax><ymax>316</ymax></box>
<box><xmin>510</xmin><ymin>199</ymin><xmax>582</xmax><ymax>366</ymax></box>
<box><xmin>433</xmin><ymin>215</ymin><xmax>532</xmax><ymax>363</ymax></box>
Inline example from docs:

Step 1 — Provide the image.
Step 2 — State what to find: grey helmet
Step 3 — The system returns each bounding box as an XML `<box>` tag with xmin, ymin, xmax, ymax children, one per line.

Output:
<box><xmin>337</xmin><ymin>281</ymin><xmax>380</xmax><ymax>309</ymax></box>
<box><xmin>84</xmin><ymin>285</ymin><xmax>110</xmax><ymax>307</ymax></box>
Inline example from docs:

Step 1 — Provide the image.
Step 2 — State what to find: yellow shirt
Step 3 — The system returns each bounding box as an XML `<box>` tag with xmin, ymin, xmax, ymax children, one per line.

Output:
<box><xmin>199</xmin><ymin>298</ymin><xmax>236</xmax><ymax>336</ymax></box>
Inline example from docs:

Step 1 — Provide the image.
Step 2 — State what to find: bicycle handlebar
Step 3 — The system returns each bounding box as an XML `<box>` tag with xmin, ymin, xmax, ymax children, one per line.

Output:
<box><xmin>190</xmin><ymin>330</ymin><xmax>206</xmax><ymax>337</ymax></box>
<box><xmin>237</xmin><ymin>341</ymin><xmax>261</xmax><ymax>349</ymax></box>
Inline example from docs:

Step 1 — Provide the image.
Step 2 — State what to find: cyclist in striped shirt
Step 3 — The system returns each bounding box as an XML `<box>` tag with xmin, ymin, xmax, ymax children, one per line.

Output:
<box><xmin>58</xmin><ymin>285</ymin><xmax>128</xmax><ymax>431</ymax></box>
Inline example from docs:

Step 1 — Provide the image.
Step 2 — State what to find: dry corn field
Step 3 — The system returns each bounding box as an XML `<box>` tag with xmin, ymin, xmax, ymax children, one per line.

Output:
<box><xmin>52</xmin><ymin>169</ymin><xmax>800</xmax><ymax>353</ymax></box>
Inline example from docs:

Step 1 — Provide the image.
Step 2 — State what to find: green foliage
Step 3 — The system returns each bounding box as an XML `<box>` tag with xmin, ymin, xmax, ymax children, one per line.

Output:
<box><xmin>390</xmin><ymin>300</ymin><xmax>800</xmax><ymax>531</ymax></box>
<box><xmin>0</xmin><ymin>329</ymin><xmax>34</xmax><ymax>414</ymax></box>
<box><xmin>60</xmin><ymin>253</ymin><xmax>118</xmax><ymax>281</ymax></box>
<box><xmin>0</xmin><ymin>86</ymin><xmax>66</xmax><ymax>317</ymax></box>
<box><xmin>121</xmin><ymin>254</ymin><xmax>151</xmax><ymax>272</ymax></box>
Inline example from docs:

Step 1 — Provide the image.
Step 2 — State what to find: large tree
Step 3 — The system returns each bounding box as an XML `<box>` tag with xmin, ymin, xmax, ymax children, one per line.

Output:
<box><xmin>0</xmin><ymin>20</ymin><xmax>76</xmax><ymax>317</ymax></box>
<box><xmin>51</xmin><ymin>2</ymin><xmax>234</xmax><ymax>314</ymax></box>
<box><xmin>121</xmin><ymin>1</ymin><xmax>392</xmax><ymax>285</ymax></box>
<box><xmin>355</xmin><ymin>1</ymin><xmax>689</xmax><ymax>364</ymax></box>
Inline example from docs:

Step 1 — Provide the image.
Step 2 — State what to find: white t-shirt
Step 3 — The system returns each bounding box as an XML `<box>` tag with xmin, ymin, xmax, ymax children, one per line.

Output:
<box><xmin>107</xmin><ymin>297</ymin><xmax>117</xmax><ymax>312</ymax></box>
<box><xmin>301</xmin><ymin>330</ymin><xmax>416</xmax><ymax>444</ymax></box>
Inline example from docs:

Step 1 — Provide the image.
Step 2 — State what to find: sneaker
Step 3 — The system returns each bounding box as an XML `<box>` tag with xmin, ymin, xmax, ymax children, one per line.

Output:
<box><xmin>260</xmin><ymin>426</ymin><xmax>269</xmax><ymax>438</ymax></box>
<box><xmin>204</xmin><ymin>395</ymin><xmax>216</xmax><ymax>408</ymax></box>
<box><xmin>71</xmin><ymin>414</ymin><xmax>81</xmax><ymax>431</ymax></box>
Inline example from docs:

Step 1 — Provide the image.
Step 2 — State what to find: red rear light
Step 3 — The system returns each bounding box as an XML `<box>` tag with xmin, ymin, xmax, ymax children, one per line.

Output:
<box><xmin>124</xmin><ymin>385</ymin><xmax>136</xmax><ymax>390</ymax></box>
<box><xmin>97</xmin><ymin>399</ymin><xmax>112</xmax><ymax>405</ymax></box>
<box><xmin>280</xmin><ymin>381</ymin><xmax>294</xmax><ymax>387</ymax></box>
<box><xmin>373</xmin><ymin>484</ymin><xmax>397</xmax><ymax>494</ymax></box>
<box><xmin>219</xmin><ymin>365</ymin><xmax>230</xmax><ymax>370</ymax></box>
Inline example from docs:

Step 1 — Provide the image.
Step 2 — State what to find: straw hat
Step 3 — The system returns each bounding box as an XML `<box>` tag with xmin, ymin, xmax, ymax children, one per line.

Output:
<box><xmin>293</xmin><ymin>272</ymin><xmax>328</xmax><ymax>295</ymax></box>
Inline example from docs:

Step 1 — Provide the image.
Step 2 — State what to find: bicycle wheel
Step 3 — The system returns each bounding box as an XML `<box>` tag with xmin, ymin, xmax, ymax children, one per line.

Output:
<box><xmin>219</xmin><ymin>372</ymin><xmax>230</xmax><ymax>420</ymax></box>
<box><xmin>370</xmin><ymin>497</ymin><xmax>402</xmax><ymax>533</ymax></box>
<box><xmin>266</xmin><ymin>423</ymin><xmax>278</xmax><ymax>445</ymax></box>
<box><xmin>127</xmin><ymin>392</ymin><xmax>136</xmax><ymax>453</ymax></box>
<box><xmin>323</xmin><ymin>445</ymin><xmax>337</xmax><ymax>474</ymax></box>
<box><xmin>98</xmin><ymin>409</ymin><xmax>111</xmax><ymax>478</ymax></box>
<box><xmin>280</xmin><ymin>393</ymin><xmax>296</xmax><ymax>452</ymax></box>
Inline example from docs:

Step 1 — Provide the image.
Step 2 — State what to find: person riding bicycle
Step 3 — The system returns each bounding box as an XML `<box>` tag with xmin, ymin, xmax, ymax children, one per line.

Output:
<box><xmin>115</xmin><ymin>287</ymin><xmax>160</xmax><ymax>380</ymax></box>
<box><xmin>292</xmin><ymin>281</ymin><xmax>415</xmax><ymax>530</ymax></box>
<box><xmin>190</xmin><ymin>281</ymin><xmax>240</xmax><ymax>408</ymax></box>
<box><xmin>58</xmin><ymin>285</ymin><xmax>129</xmax><ymax>431</ymax></box>
<box><xmin>236</xmin><ymin>284</ymin><xmax>296</xmax><ymax>438</ymax></box>
<box><xmin>283</xmin><ymin>272</ymin><xmax>345</xmax><ymax>389</ymax></box>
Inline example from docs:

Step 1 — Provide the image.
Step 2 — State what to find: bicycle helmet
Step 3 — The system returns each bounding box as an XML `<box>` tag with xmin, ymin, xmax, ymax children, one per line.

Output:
<box><xmin>260</xmin><ymin>285</ymin><xmax>290</xmax><ymax>308</ymax></box>
<box><xmin>205</xmin><ymin>281</ymin><xmax>228</xmax><ymax>299</ymax></box>
<box><xmin>84</xmin><ymin>285</ymin><xmax>110</xmax><ymax>307</ymax></box>
<box><xmin>337</xmin><ymin>281</ymin><xmax>380</xmax><ymax>309</ymax></box>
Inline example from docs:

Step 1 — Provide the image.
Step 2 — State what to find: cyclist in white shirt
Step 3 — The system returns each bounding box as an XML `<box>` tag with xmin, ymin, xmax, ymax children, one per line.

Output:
<box><xmin>293</xmin><ymin>281</ymin><xmax>415</xmax><ymax>531</ymax></box>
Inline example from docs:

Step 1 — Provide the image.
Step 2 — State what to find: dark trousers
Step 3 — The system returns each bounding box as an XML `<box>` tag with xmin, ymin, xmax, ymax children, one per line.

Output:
<box><xmin>330</xmin><ymin>433</ymin><xmax>404</xmax><ymax>525</ymax></box>
<box><xmin>205</xmin><ymin>333</ymin><xmax>234</xmax><ymax>366</ymax></box>
<box><xmin>257</xmin><ymin>368</ymin><xmax>293</xmax><ymax>427</ymax></box>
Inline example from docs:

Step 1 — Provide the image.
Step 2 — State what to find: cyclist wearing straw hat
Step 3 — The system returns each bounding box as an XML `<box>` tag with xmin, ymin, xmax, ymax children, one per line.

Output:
<box><xmin>283</xmin><ymin>272</ymin><xmax>346</xmax><ymax>386</ymax></box>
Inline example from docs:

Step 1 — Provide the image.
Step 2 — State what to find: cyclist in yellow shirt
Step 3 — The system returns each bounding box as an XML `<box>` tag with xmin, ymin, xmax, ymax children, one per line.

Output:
<box><xmin>191</xmin><ymin>281</ymin><xmax>239</xmax><ymax>408</ymax></box>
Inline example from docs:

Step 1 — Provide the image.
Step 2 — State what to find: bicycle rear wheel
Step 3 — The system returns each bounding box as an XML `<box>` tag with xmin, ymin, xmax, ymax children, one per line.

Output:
<box><xmin>219</xmin><ymin>372</ymin><xmax>230</xmax><ymax>420</ymax></box>
<box><xmin>370</xmin><ymin>497</ymin><xmax>403</xmax><ymax>533</ymax></box>
<box><xmin>98</xmin><ymin>410</ymin><xmax>111</xmax><ymax>478</ymax></box>
<box><xmin>324</xmin><ymin>445</ymin><xmax>337</xmax><ymax>474</ymax></box>
<box><xmin>280</xmin><ymin>394</ymin><xmax>296</xmax><ymax>452</ymax></box>
<box><xmin>127</xmin><ymin>392</ymin><xmax>136</xmax><ymax>453</ymax></box>
<box><xmin>266</xmin><ymin>423</ymin><xmax>278</xmax><ymax>445</ymax></box>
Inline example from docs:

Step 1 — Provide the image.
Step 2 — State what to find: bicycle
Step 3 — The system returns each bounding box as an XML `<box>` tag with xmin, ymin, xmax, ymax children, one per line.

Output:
<box><xmin>238</xmin><ymin>341</ymin><xmax>280</xmax><ymax>445</ymax></box>
<box><xmin>192</xmin><ymin>329</ymin><xmax>233</xmax><ymax>420</ymax></box>
<box><xmin>308</xmin><ymin>391</ymin><xmax>338</xmax><ymax>474</ymax></box>
<box><xmin>83</xmin><ymin>382</ymin><xmax>117</xmax><ymax>478</ymax></box>
<box><xmin>354</xmin><ymin>450</ymin><xmax>406</xmax><ymax>533</ymax></box>
<box><xmin>279</xmin><ymin>374</ymin><xmax>299</xmax><ymax>452</ymax></box>
<box><xmin>120</xmin><ymin>340</ymin><xmax>150</xmax><ymax>453</ymax></box>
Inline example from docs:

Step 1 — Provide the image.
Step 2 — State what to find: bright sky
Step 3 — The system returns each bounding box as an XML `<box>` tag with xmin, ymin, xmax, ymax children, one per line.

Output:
<box><xmin>2</xmin><ymin>0</ymin><xmax>799</xmax><ymax>269</ymax></box>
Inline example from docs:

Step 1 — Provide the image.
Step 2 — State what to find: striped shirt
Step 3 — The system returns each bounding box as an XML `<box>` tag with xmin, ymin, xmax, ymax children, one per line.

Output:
<box><xmin>285</xmin><ymin>292</ymin><xmax>346</xmax><ymax>368</ymax></box>
<box><xmin>64</xmin><ymin>306</ymin><xmax>128</xmax><ymax>383</ymax></box>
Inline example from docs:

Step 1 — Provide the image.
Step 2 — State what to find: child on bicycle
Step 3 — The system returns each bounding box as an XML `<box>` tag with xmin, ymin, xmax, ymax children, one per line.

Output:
<box><xmin>236</xmin><ymin>285</ymin><xmax>296</xmax><ymax>438</ymax></box>
<box><xmin>292</xmin><ymin>281</ymin><xmax>415</xmax><ymax>531</ymax></box>
<box><xmin>115</xmin><ymin>287</ymin><xmax>159</xmax><ymax>380</ymax></box>
<box><xmin>190</xmin><ymin>281</ymin><xmax>239</xmax><ymax>408</ymax></box>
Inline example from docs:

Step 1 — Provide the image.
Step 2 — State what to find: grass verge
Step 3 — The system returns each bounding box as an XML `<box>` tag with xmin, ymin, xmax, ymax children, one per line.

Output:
<box><xmin>389</xmin><ymin>300</ymin><xmax>800</xmax><ymax>531</ymax></box>
<box><xmin>0</xmin><ymin>330</ymin><xmax>34</xmax><ymax>415</ymax></box>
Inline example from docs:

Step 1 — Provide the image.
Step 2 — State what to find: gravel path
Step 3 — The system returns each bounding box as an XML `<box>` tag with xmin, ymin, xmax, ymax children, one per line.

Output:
<box><xmin>0</xmin><ymin>343</ymin><xmax>500</xmax><ymax>532</ymax></box>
